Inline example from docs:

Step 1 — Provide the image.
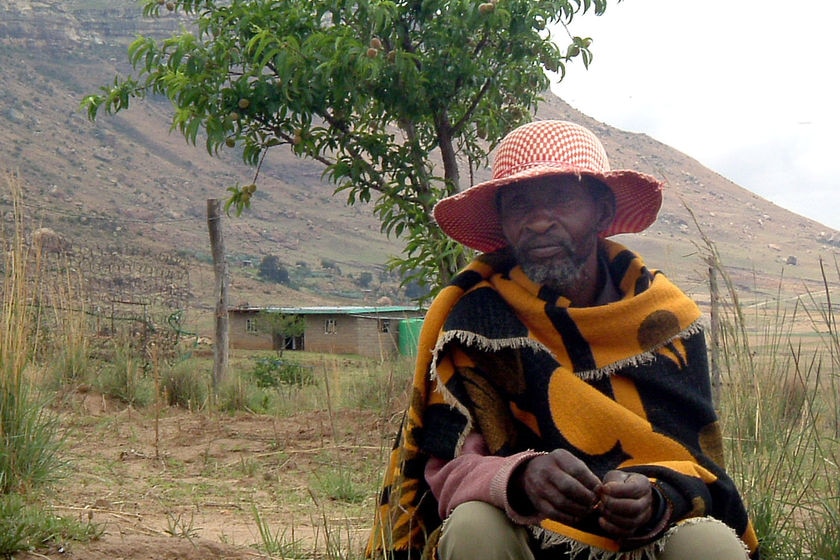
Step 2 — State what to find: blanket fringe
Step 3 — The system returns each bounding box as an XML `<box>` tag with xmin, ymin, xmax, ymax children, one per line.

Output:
<box><xmin>576</xmin><ymin>320</ymin><xmax>705</xmax><ymax>381</ymax></box>
<box><xmin>432</xmin><ymin>321</ymin><xmax>706</xmax><ymax>383</ymax></box>
<box><xmin>528</xmin><ymin>516</ymin><xmax>750</xmax><ymax>560</ymax></box>
<box><xmin>530</xmin><ymin>526</ymin><xmax>664</xmax><ymax>560</ymax></box>
<box><xmin>431</xmin><ymin>330</ymin><xmax>553</xmax><ymax>366</ymax></box>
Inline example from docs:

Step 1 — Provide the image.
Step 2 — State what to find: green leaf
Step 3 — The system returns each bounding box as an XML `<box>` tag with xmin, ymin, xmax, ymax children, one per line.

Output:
<box><xmin>86</xmin><ymin>0</ymin><xmax>615</xmax><ymax>295</ymax></box>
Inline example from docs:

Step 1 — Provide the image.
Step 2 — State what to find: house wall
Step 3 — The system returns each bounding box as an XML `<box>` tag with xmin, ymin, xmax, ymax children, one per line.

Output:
<box><xmin>229</xmin><ymin>311</ymin><xmax>274</xmax><ymax>350</ymax></box>
<box><xmin>303</xmin><ymin>314</ymin><xmax>357</xmax><ymax>355</ymax></box>
<box><xmin>229</xmin><ymin>309</ymin><xmax>423</xmax><ymax>359</ymax></box>
<box><xmin>303</xmin><ymin>314</ymin><xmax>402</xmax><ymax>359</ymax></box>
<box><xmin>355</xmin><ymin>316</ymin><xmax>400</xmax><ymax>360</ymax></box>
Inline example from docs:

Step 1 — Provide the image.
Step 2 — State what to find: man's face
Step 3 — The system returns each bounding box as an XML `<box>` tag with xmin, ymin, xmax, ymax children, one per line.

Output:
<box><xmin>498</xmin><ymin>177</ymin><xmax>614</xmax><ymax>291</ymax></box>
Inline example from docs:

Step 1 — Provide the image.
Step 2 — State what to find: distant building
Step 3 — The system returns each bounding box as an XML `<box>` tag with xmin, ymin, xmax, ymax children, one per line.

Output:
<box><xmin>228</xmin><ymin>305</ymin><xmax>425</xmax><ymax>360</ymax></box>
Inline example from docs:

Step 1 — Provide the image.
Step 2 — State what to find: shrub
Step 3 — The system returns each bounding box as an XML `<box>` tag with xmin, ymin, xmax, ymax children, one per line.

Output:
<box><xmin>94</xmin><ymin>341</ymin><xmax>154</xmax><ymax>407</ymax></box>
<box><xmin>311</xmin><ymin>466</ymin><xmax>366</xmax><ymax>504</ymax></box>
<box><xmin>0</xmin><ymin>494</ymin><xmax>101</xmax><ymax>555</ymax></box>
<box><xmin>258</xmin><ymin>255</ymin><xmax>290</xmax><ymax>285</ymax></box>
<box><xmin>248</xmin><ymin>356</ymin><xmax>315</xmax><ymax>389</ymax></box>
<box><xmin>217</xmin><ymin>375</ymin><xmax>271</xmax><ymax>414</ymax></box>
<box><xmin>163</xmin><ymin>359</ymin><xmax>210</xmax><ymax>410</ymax></box>
<box><xmin>0</xmin><ymin>380</ymin><xmax>65</xmax><ymax>495</ymax></box>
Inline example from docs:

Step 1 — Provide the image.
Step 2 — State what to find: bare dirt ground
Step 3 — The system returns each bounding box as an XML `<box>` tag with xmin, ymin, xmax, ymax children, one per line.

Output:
<box><xmin>15</xmin><ymin>390</ymin><xmax>398</xmax><ymax>560</ymax></box>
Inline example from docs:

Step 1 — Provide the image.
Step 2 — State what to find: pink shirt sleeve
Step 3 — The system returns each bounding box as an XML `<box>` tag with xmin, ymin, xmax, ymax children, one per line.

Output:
<box><xmin>424</xmin><ymin>431</ymin><xmax>544</xmax><ymax>525</ymax></box>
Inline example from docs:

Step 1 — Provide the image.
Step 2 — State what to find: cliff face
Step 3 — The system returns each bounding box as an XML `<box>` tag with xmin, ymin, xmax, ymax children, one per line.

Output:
<box><xmin>2</xmin><ymin>0</ymin><xmax>839</xmax><ymax>309</ymax></box>
<box><xmin>0</xmin><ymin>0</ymin><xmax>411</xmax><ymax>307</ymax></box>
<box><xmin>0</xmin><ymin>1</ymin><xmax>187</xmax><ymax>48</ymax></box>
<box><xmin>1</xmin><ymin>2</ymin><xmax>83</xmax><ymax>47</ymax></box>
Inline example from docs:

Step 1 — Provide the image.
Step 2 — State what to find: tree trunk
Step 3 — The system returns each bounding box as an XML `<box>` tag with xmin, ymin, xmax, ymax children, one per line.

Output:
<box><xmin>207</xmin><ymin>199</ymin><xmax>229</xmax><ymax>391</ymax></box>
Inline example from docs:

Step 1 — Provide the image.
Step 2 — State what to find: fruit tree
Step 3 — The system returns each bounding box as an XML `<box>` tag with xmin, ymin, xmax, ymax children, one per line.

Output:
<box><xmin>83</xmin><ymin>0</ymin><xmax>611</xmax><ymax>295</ymax></box>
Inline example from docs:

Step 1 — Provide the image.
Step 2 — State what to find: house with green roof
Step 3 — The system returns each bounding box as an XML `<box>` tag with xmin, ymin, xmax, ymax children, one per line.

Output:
<box><xmin>229</xmin><ymin>305</ymin><xmax>425</xmax><ymax>360</ymax></box>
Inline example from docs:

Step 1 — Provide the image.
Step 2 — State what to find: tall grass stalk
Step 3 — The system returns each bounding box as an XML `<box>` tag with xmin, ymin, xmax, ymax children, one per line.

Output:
<box><xmin>251</xmin><ymin>504</ymin><xmax>307</xmax><ymax>558</ymax></box>
<box><xmin>45</xmin><ymin>265</ymin><xmax>90</xmax><ymax>388</ymax></box>
<box><xmin>308</xmin><ymin>488</ymin><xmax>364</xmax><ymax>560</ymax></box>
<box><xmin>0</xmin><ymin>173</ymin><xmax>64</xmax><ymax>495</ymax></box>
<box><xmin>0</xmin><ymin>173</ymin><xmax>101</xmax><ymax>554</ymax></box>
<box><xmin>95</xmin><ymin>336</ymin><xmax>154</xmax><ymax>406</ymax></box>
<box><xmin>698</xmin><ymin>219</ymin><xmax>840</xmax><ymax>558</ymax></box>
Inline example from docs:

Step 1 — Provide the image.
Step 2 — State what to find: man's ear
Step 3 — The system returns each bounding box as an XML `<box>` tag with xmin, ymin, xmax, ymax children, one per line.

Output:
<box><xmin>596</xmin><ymin>192</ymin><xmax>617</xmax><ymax>234</ymax></box>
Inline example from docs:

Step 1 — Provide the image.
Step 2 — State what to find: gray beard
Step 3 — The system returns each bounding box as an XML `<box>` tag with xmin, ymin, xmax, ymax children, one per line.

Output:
<box><xmin>517</xmin><ymin>253</ymin><xmax>589</xmax><ymax>293</ymax></box>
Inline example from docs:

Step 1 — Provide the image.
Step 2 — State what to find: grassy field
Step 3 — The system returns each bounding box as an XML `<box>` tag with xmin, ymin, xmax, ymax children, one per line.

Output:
<box><xmin>2</xmin><ymin>173</ymin><xmax>839</xmax><ymax>558</ymax></box>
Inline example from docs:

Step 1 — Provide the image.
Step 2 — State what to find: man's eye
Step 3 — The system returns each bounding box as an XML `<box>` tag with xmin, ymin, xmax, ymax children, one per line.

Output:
<box><xmin>550</xmin><ymin>193</ymin><xmax>577</xmax><ymax>207</ymax></box>
<box><xmin>503</xmin><ymin>197</ymin><xmax>528</xmax><ymax>212</ymax></box>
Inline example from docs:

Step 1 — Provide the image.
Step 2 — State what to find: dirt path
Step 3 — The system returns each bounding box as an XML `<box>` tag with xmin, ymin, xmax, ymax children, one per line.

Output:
<box><xmin>18</xmin><ymin>391</ymin><xmax>397</xmax><ymax>560</ymax></box>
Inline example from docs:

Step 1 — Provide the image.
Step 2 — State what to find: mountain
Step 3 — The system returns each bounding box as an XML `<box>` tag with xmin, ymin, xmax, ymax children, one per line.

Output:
<box><xmin>2</xmin><ymin>0</ymin><xmax>839</xmax><ymax>327</ymax></box>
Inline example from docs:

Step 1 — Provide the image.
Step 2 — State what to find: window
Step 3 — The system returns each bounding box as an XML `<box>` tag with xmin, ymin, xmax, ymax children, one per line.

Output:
<box><xmin>324</xmin><ymin>318</ymin><xmax>337</xmax><ymax>334</ymax></box>
<box><xmin>379</xmin><ymin>319</ymin><xmax>391</xmax><ymax>333</ymax></box>
<box><xmin>246</xmin><ymin>318</ymin><xmax>258</xmax><ymax>334</ymax></box>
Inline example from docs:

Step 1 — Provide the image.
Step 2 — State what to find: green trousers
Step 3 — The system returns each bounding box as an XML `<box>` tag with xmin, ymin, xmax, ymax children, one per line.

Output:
<box><xmin>437</xmin><ymin>501</ymin><xmax>749</xmax><ymax>560</ymax></box>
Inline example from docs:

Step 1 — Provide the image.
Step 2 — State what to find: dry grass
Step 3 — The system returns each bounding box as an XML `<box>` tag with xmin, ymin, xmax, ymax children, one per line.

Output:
<box><xmin>4</xmin><ymin>169</ymin><xmax>840</xmax><ymax>558</ymax></box>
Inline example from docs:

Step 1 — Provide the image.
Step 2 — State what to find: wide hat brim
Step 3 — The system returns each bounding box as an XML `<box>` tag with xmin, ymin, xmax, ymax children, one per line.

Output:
<box><xmin>433</xmin><ymin>164</ymin><xmax>664</xmax><ymax>253</ymax></box>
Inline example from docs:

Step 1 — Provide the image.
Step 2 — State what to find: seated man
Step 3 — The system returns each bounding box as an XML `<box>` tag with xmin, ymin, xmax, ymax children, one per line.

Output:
<box><xmin>367</xmin><ymin>120</ymin><xmax>759</xmax><ymax>560</ymax></box>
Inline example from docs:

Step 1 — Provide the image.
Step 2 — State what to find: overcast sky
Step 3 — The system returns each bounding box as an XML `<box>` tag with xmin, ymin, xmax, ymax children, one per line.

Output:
<box><xmin>550</xmin><ymin>0</ymin><xmax>840</xmax><ymax>230</ymax></box>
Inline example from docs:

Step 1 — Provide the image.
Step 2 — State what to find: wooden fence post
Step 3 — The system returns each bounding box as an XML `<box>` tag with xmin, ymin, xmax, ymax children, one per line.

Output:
<box><xmin>207</xmin><ymin>199</ymin><xmax>229</xmax><ymax>391</ymax></box>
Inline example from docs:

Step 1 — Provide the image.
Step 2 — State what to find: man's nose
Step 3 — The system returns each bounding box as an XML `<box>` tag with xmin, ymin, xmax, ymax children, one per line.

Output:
<box><xmin>523</xmin><ymin>208</ymin><xmax>557</xmax><ymax>234</ymax></box>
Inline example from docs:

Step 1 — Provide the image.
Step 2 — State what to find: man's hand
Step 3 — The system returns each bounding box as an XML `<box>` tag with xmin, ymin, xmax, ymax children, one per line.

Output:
<box><xmin>596</xmin><ymin>470</ymin><xmax>654</xmax><ymax>538</ymax></box>
<box><xmin>512</xmin><ymin>450</ymin><xmax>602</xmax><ymax>525</ymax></box>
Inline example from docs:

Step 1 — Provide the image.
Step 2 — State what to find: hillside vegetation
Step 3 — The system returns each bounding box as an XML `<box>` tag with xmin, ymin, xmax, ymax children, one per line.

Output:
<box><xmin>2</xmin><ymin>0</ymin><xmax>839</xmax><ymax>330</ymax></box>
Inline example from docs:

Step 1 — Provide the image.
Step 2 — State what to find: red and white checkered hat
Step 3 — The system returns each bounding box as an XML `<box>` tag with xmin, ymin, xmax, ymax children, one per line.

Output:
<box><xmin>433</xmin><ymin>120</ymin><xmax>663</xmax><ymax>253</ymax></box>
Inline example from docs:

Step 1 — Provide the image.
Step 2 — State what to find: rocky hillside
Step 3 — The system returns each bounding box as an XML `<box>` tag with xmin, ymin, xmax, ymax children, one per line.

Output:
<box><xmin>2</xmin><ymin>0</ymin><xmax>839</xmax><ymax>319</ymax></box>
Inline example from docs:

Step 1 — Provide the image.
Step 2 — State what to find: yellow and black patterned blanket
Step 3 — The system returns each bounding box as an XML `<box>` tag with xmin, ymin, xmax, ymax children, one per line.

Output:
<box><xmin>366</xmin><ymin>240</ymin><xmax>758</xmax><ymax>559</ymax></box>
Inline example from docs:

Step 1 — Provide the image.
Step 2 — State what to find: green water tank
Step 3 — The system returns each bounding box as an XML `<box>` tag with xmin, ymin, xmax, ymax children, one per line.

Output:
<box><xmin>398</xmin><ymin>318</ymin><xmax>424</xmax><ymax>356</ymax></box>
